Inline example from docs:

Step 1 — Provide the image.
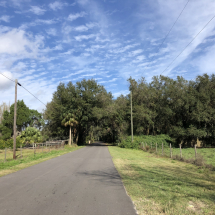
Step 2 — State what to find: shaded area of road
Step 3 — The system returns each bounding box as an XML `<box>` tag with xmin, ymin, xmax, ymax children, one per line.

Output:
<box><xmin>0</xmin><ymin>142</ymin><xmax>137</xmax><ymax>215</ymax></box>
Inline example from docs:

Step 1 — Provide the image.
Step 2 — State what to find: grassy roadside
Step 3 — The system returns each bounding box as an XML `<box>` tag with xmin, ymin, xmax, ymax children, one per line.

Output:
<box><xmin>109</xmin><ymin>146</ymin><xmax>215</xmax><ymax>215</ymax></box>
<box><xmin>0</xmin><ymin>146</ymin><xmax>84</xmax><ymax>177</ymax></box>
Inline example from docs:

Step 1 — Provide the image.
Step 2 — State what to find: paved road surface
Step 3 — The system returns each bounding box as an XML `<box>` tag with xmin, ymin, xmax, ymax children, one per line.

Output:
<box><xmin>0</xmin><ymin>143</ymin><xmax>137</xmax><ymax>215</ymax></box>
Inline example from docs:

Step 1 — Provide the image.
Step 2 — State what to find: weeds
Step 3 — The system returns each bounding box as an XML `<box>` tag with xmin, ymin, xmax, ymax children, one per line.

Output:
<box><xmin>109</xmin><ymin>146</ymin><xmax>215</xmax><ymax>215</ymax></box>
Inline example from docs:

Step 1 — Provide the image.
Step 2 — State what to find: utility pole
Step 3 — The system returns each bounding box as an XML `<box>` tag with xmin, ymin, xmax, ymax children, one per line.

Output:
<box><xmin>131</xmin><ymin>89</ymin><xmax>133</xmax><ymax>143</ymax></box>
<box><xmin>13</xmin><ymin>79</ymin><xmax>18</xmax><ymax>160</ymax></box>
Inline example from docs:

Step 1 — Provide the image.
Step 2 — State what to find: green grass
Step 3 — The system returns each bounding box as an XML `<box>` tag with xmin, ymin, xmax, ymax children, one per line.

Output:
<box><xmin>0</xmin><ymin>145</ymin><xmax>84</xmax><ymax>177</ymax></box>
<box><xmin>109</xmin><ymin>146</ymin><xmax>215</xmax><ymax>215</ymax></box>
<box><xmin>143</xmin><ymin>143</ymin><xmax>215</xmax><ymax>167</ymax></box>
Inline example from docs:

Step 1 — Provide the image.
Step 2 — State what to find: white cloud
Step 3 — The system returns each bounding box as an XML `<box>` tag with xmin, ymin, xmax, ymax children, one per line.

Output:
<box><xmin>46</xmin><ymin>28</ymin><xmax>57</xmax><ymax>36</ymax></box>
<box><xmin>77</xmin><ymin>0</ymin><xmax>89</xmax><ymax>5</ymax></box>
<box><xmin>73</xmin><ymin>23</ymin><xmax>98</xmax><ymax>32</ymax></box>
<box><xmin>132</xmin><ymin>55</ymin><xmax>146</xmax><ymax>63</ymax></box>
<box><xmin>36</xmin><ymin>19</ymin><xmax>57</xmax><ymax>25</ymax></box>
<box><xmin>0</xmin><ymin>71</ymin><xmax>14</xmax><ymax>91</ymax></box>
<box><xmin>49</xmin><ymin>1</ymin><xmax>67</xmax><ymax>11</ymax></box>
<box><xmin>129</xmin><ymin>49</ymin><xmax>143</xmax><ymax>57</ymax></box>
<box><xmin>68</xmin><ymin>12</ymin><xmax>87</xmax><ymax>22</ymax></box>
<box><xmin>112</xmin><ymin>90</ymin><xmax>129</xmax><ymax>98</ymax></box>
<box><xmin>110</xmin><ymin>44</ymin><xmax>139</xmax><ymax>54</ymax></box>
<box><xmin>74</xmin><ymin>25</ymin><xmax>89</xmax><ymax>32</ymax></box>
<box><xmin>29</xmin><ymin>6</ymin><xmax>46</xmax><ymax>15</ymax></box>
<box><xmin>20</xmin><ymin>19</ymin><xmax>58</xmax><ymax>29</ymax></box>
<box><xmin>99</xmin><ymin>78</ymin><xmax>118</xmax><ymax>84</ymax></box>
<box><xmin>0</xmin><ymin>29</ymin><xmax>44</xmax><ymax>57</ymax></box>
<box><xmin>0</xmin><ymin>1</ymin><xmax>6</xmax><ymax>7</ymax></box>
<box><xmin>75</xmin><ymin>34</ymin><xmax>96</xmax><ymax>41</ymax></box>
<box><xmin>0</xmin><ymin>15</ymin><xmax>11</xmax><ymax>22</ymax></box>
<box><xmin>53</xmin><ymin>44</ymin><xmax>63</xmax><ymax>50</ymax></box>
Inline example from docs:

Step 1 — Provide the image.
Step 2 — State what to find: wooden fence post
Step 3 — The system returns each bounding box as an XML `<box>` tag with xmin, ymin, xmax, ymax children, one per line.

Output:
<box><xmin>170</xmin><ymin>143</ymin><xmax>172</xmax><ymax>158</ymax></box>
<box><xmin>195</xmin><ymin>144</ymin><xmax>197</xmax><ymax>160</ymax></box>
<box><xmin>162</xmin><ymin>142</ymin><xmax>163</xmax><ymax>155</ymax></box>
<box><xmin>49</xmin><ymin>144</ymin><xmax>50</xmax><ymax>152</ymax></box>
<box><xmin>180</xmin><ymin>144</ymin><xmax>182</xmax><ymax>158</ymax></box>
<box><xmin>42</xmin><ymin>144</ymin><xmax>43</xmax><ymax>153</ymax></box>
<box><xmin>46</xmin><ymin>143</ymin><xmax>47</xmax><ymax>152</ymax></box>
<box><xmin>151</xmin><ymin>143</ymin><xmax>152</xmax><ymax>149</ymax></box>
<box><xmin>33</xmin><ymin>143</ymin><xmax>35</xmax><ymax>156</ymax></box>
<box><xmin>21</xmin><ymin>144</ymin><xmax>22</xmax><ymax>158</ymax></box>
<box><xmin>4</xmin><ymin>148</ymin><xmax>6</xmax><ymax>162</ymax></box>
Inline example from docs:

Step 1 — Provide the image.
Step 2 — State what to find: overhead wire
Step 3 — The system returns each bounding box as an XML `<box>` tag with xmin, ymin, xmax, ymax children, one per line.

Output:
<box><xmin>144</xmin><ymin>0</ymin><xmax>190</xmax><ymax>76</ymax></box>
<box><xmin>0</xmin><ymin>72</ymin><xmax>47</xmax><ymax>107</ymax></box>
<box><xmin>0</xmin><ymin>72</ymin><xmax>16</xmax><ymax>83</ymax></box>
<box><xmin>21</xmin><ymin>85</ymin><xmax>47</xmax><ymax>107</ymax></box>
<box><xmin>156</xmin><ymin>0</ymin><xmax>190</xmax><ymax>53</ymax></box>
<box><xmin>160</xmin><ymin>13</ymin><xmax>215</xmax><ymax>76</ymax></box>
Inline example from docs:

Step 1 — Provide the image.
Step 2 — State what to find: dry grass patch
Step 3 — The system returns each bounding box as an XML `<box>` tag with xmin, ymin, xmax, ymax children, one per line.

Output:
<box><xmin>109</xmin><ymin>146</ymin><xmax>215</xmax><ymax>215</ymax></box>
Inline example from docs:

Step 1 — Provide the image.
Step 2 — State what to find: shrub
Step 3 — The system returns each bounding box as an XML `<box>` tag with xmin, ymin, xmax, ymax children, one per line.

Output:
<box><xmin>119</xmin><ymin>134</ymin><xmax>175</xmax><ymax>149</ymax></box>
<box><xmin>0</xmin><ymin>137</ymin><xmax>22</xmax><ymax>149</ymax></box>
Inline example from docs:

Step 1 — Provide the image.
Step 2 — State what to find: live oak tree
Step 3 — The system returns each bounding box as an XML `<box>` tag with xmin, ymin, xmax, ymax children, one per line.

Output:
<box><xmin>43</xmin><ymin>74</ymin><xmax>215</xmax><ymax>146</ymax></box>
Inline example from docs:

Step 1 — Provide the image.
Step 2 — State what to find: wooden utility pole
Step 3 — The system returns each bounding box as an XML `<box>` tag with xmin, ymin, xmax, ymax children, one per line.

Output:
<box><xmin>131</xmin><ymin>90</ymin><xmax>133</xmax><ymax>143</ymax></box>
<box><xmin>13</xmin><ymin>79</ymin><xmax>18</xmax><ymax>160</ymax></box>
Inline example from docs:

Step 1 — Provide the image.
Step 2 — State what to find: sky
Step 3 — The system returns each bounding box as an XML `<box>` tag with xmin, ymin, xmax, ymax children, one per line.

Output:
<box><xmin>0</xmin><ymin>0</ymin><xmax>215</xmax><ymax>112</ymax></box>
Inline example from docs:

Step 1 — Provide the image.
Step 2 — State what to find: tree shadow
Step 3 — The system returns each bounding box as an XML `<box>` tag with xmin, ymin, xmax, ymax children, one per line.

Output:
<box><xmin>86</xmin><ymin>141</ymin><xmax>113</xmax><ymax>147</ymax></box>
<box><xmin>77</xmin><ymin>167</ymin><xmax>123</xmax><ymax>188</ymax></box>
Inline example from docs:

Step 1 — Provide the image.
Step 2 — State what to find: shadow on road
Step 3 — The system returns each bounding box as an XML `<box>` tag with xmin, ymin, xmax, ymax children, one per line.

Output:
<box><xmin>77</xmin><ymin>168</ymin><xmax>122</xmax><ymax>187</ymax></box>
<box><xmin>87</xmin><ymin>141</ymin><xmax>113</xmax><ymax>147</ymax></box>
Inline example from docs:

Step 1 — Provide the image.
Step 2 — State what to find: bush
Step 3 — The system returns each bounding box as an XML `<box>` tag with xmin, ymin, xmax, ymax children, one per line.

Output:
<box><xmin>119</xmin><ymin>134</ymin><xmax>175</xmax><ymax>149</ymax></box>
<box><xmin>0</xmin><ymin>137</ymin><xmax>22</xmax><ymax>149</ymax></box>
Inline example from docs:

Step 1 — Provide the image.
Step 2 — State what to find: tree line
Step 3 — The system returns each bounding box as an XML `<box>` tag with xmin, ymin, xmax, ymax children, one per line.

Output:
<box><xmin>1</xmin><ymin>73</ymin><xmax>215</xmax><ymax>146</ymax></box>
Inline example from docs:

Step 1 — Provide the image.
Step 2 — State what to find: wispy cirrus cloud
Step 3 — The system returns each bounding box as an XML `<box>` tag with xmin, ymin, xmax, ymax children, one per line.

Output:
<box><xmin>49</xmin><ymin>1</ymin><xmax>68</xmax><ymax>10</ymax></box>
<box><xmin>74</xmin><ymin>34</ymin><xmax>96</xmax><ymax>41</ymax></box>
<box><xmin>0</xmin><ymin>15</ymin><xmax>12</xmax><ymax>22</ymax></box>
<box><xmin>46</xmin><ymin>28</ymin><xmax>57</xmax><ymax>36</ymax></box>
<box><xmin>68</xmin><ymin>11</ymin><xmax>87</xmax><ymax>21</ymax></box>
<box><xmin>29</xmin><ymin>6</ymin><xmax>46</xmax><ymax>15</ymax></box>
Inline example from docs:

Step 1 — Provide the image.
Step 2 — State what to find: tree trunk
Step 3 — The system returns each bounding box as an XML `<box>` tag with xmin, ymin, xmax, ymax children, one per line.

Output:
<box><xmin>147</xmin><ymin>127</ymin><xmax>149</xmax><ymax>135</ymax></box>
<box><xmin>69</xmin><ymin>126</ymin><xmax>71</xmax><ymax>146</ymax></box>
<box><xmin>76</xmin><ymin>131</ymin><xmax>79</xmax><ymax>145</ymax></box>
<box><xmin>72</xmin><ymin>128</ymin><xmax>73</xmax><ymax>145</ymax></box>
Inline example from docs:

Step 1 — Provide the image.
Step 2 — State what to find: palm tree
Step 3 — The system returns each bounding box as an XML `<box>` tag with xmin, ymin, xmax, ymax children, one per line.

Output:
<box><xmin>61</xmin><ymin>113</ymin><xmax>78</xmax><ymax>146</ymax></box>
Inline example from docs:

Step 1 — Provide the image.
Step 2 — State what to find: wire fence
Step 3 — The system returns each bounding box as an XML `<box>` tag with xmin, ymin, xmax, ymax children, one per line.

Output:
<box><xmin>140</xmin><ymin>142</ymin><xmax>215</xmax><ymax>170</ymax></box>
<box><xmin>0</xmin><ymin>140</ymin><xmax>66</xmax><ymax>163</ymax></box>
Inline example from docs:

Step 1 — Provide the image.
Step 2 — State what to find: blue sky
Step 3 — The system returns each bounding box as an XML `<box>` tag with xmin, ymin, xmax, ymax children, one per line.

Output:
<box><xmin>1</xmin><ymin>0</ymin><xmax>215</xmax><ymax>112</ymax></box>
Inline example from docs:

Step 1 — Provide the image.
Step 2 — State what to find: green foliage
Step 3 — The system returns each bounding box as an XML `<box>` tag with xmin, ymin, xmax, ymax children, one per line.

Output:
<box><xmin>0</xmin><ymin>100</ymin><xmax>44</xmax><ymax>140</ymax></box>
<box><xmin>20</xmin><ymin>127</ymin><xmax>44</xmax><ymax>144</ymax></box>
<box><xmin>0</xmin><ymin>137</ymin><xmax>22</xmax><ymax>149</ymax></box>
<box><xmin>119</xmin><ymin>135</ymin><xmax>175</xmax><ymax>149</ymax></box>
<box><xmin>44</xmin><ymin>79</ymin><xmax>113</xmax><ymax>144</ymax></box>
<box><xmin>44</xmin><ymin>73</ymin><xmax>215</xmax><ymax>146</ymax></box>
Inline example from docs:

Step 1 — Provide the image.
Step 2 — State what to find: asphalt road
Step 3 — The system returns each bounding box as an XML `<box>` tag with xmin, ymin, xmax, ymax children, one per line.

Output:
<box><xmin>0</xmin><ymin>142</ymin><xmax>137</xmax><ymax>215</ymax></box>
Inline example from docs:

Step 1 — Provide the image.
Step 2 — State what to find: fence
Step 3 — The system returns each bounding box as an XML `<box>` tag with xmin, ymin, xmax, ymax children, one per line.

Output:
<box><xmin>140</xmin><ymin>142</ymin><xmax>215</xmax><ymax>169</ymax></box>
<box><xmin>0</xmin><ymin>140</ymin><xmax>66</xmax><ymax>163</ymax></box>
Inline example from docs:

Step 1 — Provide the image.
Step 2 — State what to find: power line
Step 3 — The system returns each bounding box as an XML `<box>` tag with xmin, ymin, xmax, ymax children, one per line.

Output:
<box><xmin>0</xmin><ymin>72</ymin><xmax>16</xmax><ymax>83</ymax></box>
<box><xmin>156</xmin><ymin>0</ymin><xmax>190</xmax><ymax>52</ymax></box>
<box><xmin>160</xmin><ymin>13</ymin><xmax>215</xmax><ymax>76</ymax></box>
<box><xmin>21</xmin><ymin>85</ymin><xmax>47</xmax><ymax>107</ymax></box>
<box><xmin>0</xmin><ymin>72</ymin><xmax>47</xmax><ymax>107</ymax></box>
<box><xmin>145</xmin><ymin>0</ymin><xmax>190</xmax><ymax>76</ymax></box>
